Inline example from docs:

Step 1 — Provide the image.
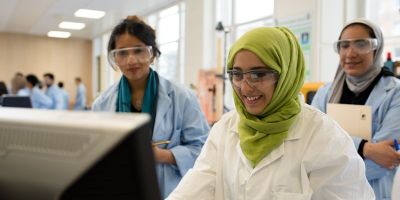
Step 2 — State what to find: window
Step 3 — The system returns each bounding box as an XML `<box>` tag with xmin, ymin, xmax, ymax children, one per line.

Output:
<box><xmin>216</xmin><ymin>0</ymin><xmax>274</xmax><ymax>41</ymax></box>
<box><xmin>146</xmin><ymin>4</ymin><xmax>184</xmax><ymax>82</ymax></box>
<box><xmin>215</xmin><ymin>0</ymin><xmax>275</xmax><ymax>111</ymax></box>
<box><xmin>366</xmin><ymin>0</ymin><xmax>400</xmax><ymax>60</ymax></box>
<box><xmin>234</xmin><ymin>0</ymin><xmax>274</xmax><ymax>24</ymax></box>
<box><xmin>235</xmin><ymin>19</ymin><xmax>275</xmax><ymax>40</ymax></box>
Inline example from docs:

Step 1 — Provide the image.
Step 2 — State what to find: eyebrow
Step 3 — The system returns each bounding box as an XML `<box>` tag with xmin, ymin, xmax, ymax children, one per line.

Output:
<box><xmin>232</xmin><ymin>66</ymin><xmax>267</xmax><ymax>71</ymax></box>
<box><xmin>116</xmin><ymin>44</ymin><xmax>145</xmax><ymax>49</ymax></box>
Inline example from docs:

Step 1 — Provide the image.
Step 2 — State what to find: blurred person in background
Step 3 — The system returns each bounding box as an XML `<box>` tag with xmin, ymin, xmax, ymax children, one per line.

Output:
<box><xmin>11</xmin><ymin>72</ymin><xmax>29</xmax><ymax>96</ymax></box>
<box><xmin>43</xmin><ymin>73</ymin><xmax>64</xmax><ymax>110</ymax></box>
<box><xmin>73</xmin><ymin>77</ymin><xmax>86</xmax><ymax>110</ymax></box>
<box><xmin>0</xmin><ymin>81</ymin><xmax>8</xmax><ymax>96</ymax></box>
<box><xmin>26</xmin><ymin>74</ymin><xmax>52</xmax><ymax>109</ymax></box>
<box><xmin>58</xmin><ymin>81</ymin><xmax>70</xmax><ymax>110</ymax></box>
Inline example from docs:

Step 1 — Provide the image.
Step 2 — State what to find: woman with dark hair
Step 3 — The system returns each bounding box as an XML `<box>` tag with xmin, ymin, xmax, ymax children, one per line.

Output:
<box><xmin>92</xmin><ymin>15</ymin><xmax>209</xmax><ymax>198</ymax></box>
<box><xmin>312</xmin><ymin>19</ymin><xmax>400</xmax><ymax>199</ymax></box>
<box><xmin>11</xmin><ymin>72</ymin><xmax>29</xmax><ymax>96</ymax></box>
<box><xmin>0</xmin><ymin>81</ymin><xmax>8</xmax><ymax>96</ymax></box>
<box><xmin>25</xmin><ymin>74</ymin><xmax>52</xmax><ymax>109</ymax></box>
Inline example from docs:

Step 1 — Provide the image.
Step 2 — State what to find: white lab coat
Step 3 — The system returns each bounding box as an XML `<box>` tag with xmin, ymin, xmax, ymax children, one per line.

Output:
<box><xmin>167</xmin><ymin>103</ymin><xmax>375</xmax><ymax>200</ymax></box>
<box><xmin>392</xmin><ymin>168</ymin><xmax>400</xmax><ymax>200</ymax></box>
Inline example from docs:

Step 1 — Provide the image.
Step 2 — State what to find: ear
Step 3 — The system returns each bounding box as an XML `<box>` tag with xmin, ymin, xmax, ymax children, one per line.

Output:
<box><xmin>150</xmin><ymin>56</ymin><xmax>155</xmax><ymax>65</ymax></box>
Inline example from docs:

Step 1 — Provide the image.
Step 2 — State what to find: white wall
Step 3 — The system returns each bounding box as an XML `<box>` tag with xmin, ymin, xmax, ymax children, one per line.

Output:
<box><xmin>275</xmin><ymin>0</ymin><xmax>364</xmax><ymax>82</ymax></box>
<box><xmin>274</xmin><ymin>0</ymin><xmax>315</xmax><ymax>19</ymax></box>
<box><xmin>274</xmin><ymin>0</ymin><xmax>341</xmax><ymax>82</ymax></box>
<box><xmin>318</xmin><ymin>0</ymin><xmax>344</xmax><ymax>82</ymax></box>
<box><xmin>91</xmin><ymin>0</ymin><xmax>368</xmax><ymax>92</ymax></box>
<box><xmin>183</xmin><ymin>0</ymin><xmax>205</xmax><ymax>86</ymax></box>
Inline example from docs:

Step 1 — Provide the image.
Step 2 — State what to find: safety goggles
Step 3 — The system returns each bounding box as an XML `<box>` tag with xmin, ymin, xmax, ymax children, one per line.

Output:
<box><xmin>108</xmin><ymin>46</ymin><xmax>153</xmax><ymax>69</ymax></box>
<box><xmin>227</xmin><ymin>68</ymin><xmax>279</xmax><ymax>88</ymax></box>
<box><xmin>333</xmin><ymin>38</ymin><xmax>378</xmax><ymax>54</ymax></box>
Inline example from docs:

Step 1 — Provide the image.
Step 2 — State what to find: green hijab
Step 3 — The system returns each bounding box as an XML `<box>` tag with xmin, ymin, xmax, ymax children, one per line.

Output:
<box><xmin>227</xmin><ymin>27</ymin><xmax>305</xmax><ymax>166</ymax></box>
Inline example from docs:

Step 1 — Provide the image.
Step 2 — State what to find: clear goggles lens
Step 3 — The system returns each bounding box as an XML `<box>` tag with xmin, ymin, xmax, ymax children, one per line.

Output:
<box><xmin>227</xmin><ymin>69</ymin><xmax>279</xmax><ymax>88</ymax></box>
<box><xmin>108</xmin><ymin>46</ymin><xmax>153</xmax><ymax>69</ymax></box>
<box><xmin>333</xmin><ymin>38</ymin><xmax>378</xmax><ymax>54</ymax></box>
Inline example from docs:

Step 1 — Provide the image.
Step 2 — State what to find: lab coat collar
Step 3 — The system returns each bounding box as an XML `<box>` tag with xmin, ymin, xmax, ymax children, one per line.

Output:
<box><xmin>230</xmin><ymin>106</ymin><xmax>305</xmax><ymax>171</ymax></box>
<box><xmin>229</xmin><ymin>106</ymin><xmax>305</xmax><ymax>141</ymax></box>
<box><xmin>366</xmin><ymin>76</ymin><xmax>397</xmax><ymax>114</ymax></box>
<box><xmin>235</xmin><ymin>140</ymin><xmax>285</xmax><ymax>172</ymax></box>
<box><xmin>153</xmin><ymin>77</ymin><xmax>172</xmax><ymax>132</ymax></box>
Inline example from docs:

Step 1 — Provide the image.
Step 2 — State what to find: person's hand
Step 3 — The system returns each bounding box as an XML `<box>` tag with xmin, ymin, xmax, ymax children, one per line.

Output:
<box><xmin>363</xmin><ymin>140</ymin><xmax>400</xmax><ymax>169</ymax></box>
<box><xmin>152</xmin><ymin>145</ymin><xmax>176</xmax><ymax>164</ymax></box>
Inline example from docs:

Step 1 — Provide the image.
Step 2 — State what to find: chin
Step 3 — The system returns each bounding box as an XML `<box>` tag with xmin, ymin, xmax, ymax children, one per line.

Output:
<box><xmin>344</xmin><ymin>69</ymin><xmax>364</xmax><ymax>77</ymax></box>
<box><xmin>244</xmin><ymin>106</ymin><xmax>263</xmax><ymax>116</ymax></box>
<box><xmin>343</xmin><ymin>66</ymin><xmax>366</xmax><ymax>76</ymax></box>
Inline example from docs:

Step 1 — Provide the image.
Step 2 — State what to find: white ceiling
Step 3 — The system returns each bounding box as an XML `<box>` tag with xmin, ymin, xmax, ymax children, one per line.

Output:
<box><xmin>0</xmin><ymin>0</ymin><xmax>176</xmax><ymax>39</ymax></box>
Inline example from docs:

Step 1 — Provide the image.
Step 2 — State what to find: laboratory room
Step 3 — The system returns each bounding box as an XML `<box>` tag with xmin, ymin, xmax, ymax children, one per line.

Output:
<box><xmin>0</xmin><ymin>0</ymin><xmax>400</xmax><ymax>199</ymax></box>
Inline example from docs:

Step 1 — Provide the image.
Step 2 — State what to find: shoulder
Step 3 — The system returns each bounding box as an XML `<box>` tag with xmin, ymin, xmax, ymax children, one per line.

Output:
<box><xmin>78</xmin><ymin>84</ymin><xmax>86</xmax><ymax>90</ymax></box>
<box><xmin>92</xmin><ymin>82</ymin><xmax>119</xmax><ymax>110</ymax></box>
<box><xmin>292</xmin><ymin>103</ymin><xmax>350</xmax><ymax>143</ymax></box>
<box><xmin>211</xmin><ymin>110</ymin><xmax>239</xmax><ymax>131</ymax></box>
<box><xmin>206</xmin><ymin>110</ymin><xmax>239</xmax><ymax>146</ymax></box>
<box><xmin>381</xmin><ymin>76</ymin><xmax>400</xmax><ymax>89</ymax></box>
<box><xmin>311</xmin><ymin>82</ymin><xmax>332</xmax><ymax>109</ymax></box>
<box><xmin>158</xmin><ymin>76</ymin><xmax>196</xmax><ymax>100</ymax></box>
<box><xmin>374</xmin><ymin>76</ymin><xmax>400</xmax><ymax>101</ymax></box>
<box><xmin>315</xmin><ymin>82</ymin><xmax>332</xmax><ymax>95</ymax></box>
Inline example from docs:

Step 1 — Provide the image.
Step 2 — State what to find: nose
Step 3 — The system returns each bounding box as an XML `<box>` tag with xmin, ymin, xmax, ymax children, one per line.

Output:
<box><xmin>127</xmin><ymin>53</ymin><xmax>139</xmax><ymax>64</ymax></box>
<box><xmin>345</xmin><ymin>46</ymin><xmax>358</xmax><ymax>57</ymax></box>
<box><xmin>240</xmin><ymin>79</ymin><xmax>255</xmax><ymax>93</ymax></box>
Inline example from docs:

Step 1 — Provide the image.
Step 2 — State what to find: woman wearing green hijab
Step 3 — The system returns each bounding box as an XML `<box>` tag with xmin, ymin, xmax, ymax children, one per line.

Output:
<box><xmin>167</xmin><ymin>27</ymin><xmax>374</xmax><ymax>200</ymax></box>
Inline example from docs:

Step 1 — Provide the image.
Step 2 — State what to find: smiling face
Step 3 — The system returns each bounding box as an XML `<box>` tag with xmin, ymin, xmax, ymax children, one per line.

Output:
<box><xmin>232</xmin><ymin>50</ymin><xmax>277</xmax><ymax>116</ymax></box>
<box><xmin>114</xmin><ymin>32</ymin><xmax>153</xmax><ymax>82</ymax></box>
<box><xmin>339</xmin><ymin>25</ymin><xmax>375</xmax><ymax>77</ymax></box>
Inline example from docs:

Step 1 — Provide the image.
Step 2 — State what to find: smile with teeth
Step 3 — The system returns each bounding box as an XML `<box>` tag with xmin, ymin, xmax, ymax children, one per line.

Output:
<box><xmin>245</xmin><ymin>95</ymin><xmax>261</xmax><ymax>101</ymax></box>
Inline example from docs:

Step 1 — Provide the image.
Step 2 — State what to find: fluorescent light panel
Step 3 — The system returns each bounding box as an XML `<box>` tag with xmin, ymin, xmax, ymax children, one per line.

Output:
<box><xmin>59</xmin><ymin>21</ymin><xmax>85</xmax><ymax>30</ymax></box>
<box><xmin>47</xmin><ymin>31</ymin><xmax>71</xmax><ymax>38</ymax></box>
<box><xmin>74</xmin><ymin>9</ymin><xmax>105</xmax><ymax>19</ymax></box>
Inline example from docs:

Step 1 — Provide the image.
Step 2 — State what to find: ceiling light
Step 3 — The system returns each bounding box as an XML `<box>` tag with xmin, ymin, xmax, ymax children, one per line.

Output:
<box><xmin>74</xmin><ymin>9</ymin><xmax>105</xmax><ymax>19</ymax></box>
<box><xmin>47</xmin><ymin>31</ymin><xmax>71</xmax><ymax>38</ymax></box>
<box><xmin>59</xmin><ymin>21</ymin><xmax>85</xmax><ymax>30</ymax></box>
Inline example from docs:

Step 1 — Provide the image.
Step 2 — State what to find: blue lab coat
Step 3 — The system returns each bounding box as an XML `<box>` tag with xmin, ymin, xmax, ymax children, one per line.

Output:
<box><xmin>92</xmin><ymin>75</ymin><xmax>210</xmax><ymax>198</ymax></box>
<box><xmin>45</xmin><ymin>84</ymin><xmax>64</xmax><ymax>110</ymax></box>
<box><xmin>74</xmin><ymin>83</ymin><xmax>86</xmax><ymax>110</ymax></box>
<box><xmin>312</xmin><ymin>76</ymin><xmax>400</xmax><ymax>200</ymax></box>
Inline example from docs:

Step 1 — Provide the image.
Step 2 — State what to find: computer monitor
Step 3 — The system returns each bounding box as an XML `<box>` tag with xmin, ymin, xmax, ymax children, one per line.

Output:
<box><xmin>0</xmin><ymin>108</ymin><xmax>161</xmax><ymax>200</ymax></box>
<box><xmin>1</xmin><ymin>96</ymin><xmax>32</xmax><ymax>108</ymax></box>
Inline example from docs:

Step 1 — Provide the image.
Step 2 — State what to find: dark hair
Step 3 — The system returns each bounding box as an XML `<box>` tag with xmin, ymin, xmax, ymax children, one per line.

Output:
<box><xmin>44</xmin><ymin>73</ymin><xmax>54</xmax><ymax>80</ymax></box>
<box><xmin>75</xmin><ymin>77</ymin><xmax>82</xmax><ymax>82</ymax></box>
<box><xmin>58</xmin><ymin>82</ymin><xmax>64</xmax><ymax>88</ymax></box>
<box><xmin>26</xmin><ymin>74</ymin><xmax>40</xmax><ymax>87</ymax></box>
<box><xmin>0</xmin><ymin>81</ymin><xmax>8</xmax><ymax>96</ymax></box>
<box><xmin>15</xmin><ymin>72</ymin><xmax>24</xmax><ymax>77</ymax></box>
<box><xmin>340</xmin><ymin>23</ymin><xmax>376</xmax><ymax>39</ymax></box>
<box><xmin>108</xmin><ymin>15</ymin><xmax>161</xmax><ymax>58</ymax></box>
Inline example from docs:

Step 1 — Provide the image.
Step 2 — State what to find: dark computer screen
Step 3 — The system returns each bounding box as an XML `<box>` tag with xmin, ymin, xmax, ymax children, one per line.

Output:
<box><xmin>0</xmin><ymin>108</ymin><xmax>160</xmax><ymax>200</ymax></box>
<box><xmin>61</xmin><ymin>122</ymin><xmax>160</xmax><ymax>200</ymax></box>
<box><xmin>2</xmin><ymin>96</ymin><xmax>32</xmax><ymax>108</ymax></box>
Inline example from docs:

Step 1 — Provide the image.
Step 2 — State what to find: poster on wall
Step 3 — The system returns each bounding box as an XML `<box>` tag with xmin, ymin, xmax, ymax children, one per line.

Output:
<box><xmin>276</xmin><ymin>14</ymin><xmax>312</xmax><ymax>81</ymax></box>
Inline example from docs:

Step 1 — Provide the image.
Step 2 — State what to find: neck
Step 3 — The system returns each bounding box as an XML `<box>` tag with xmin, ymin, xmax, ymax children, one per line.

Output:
<box><xmin>128</xmin><ymin>77</ymin><xmax>147</xmax><ymax>93</ymax></box>
<box><xmin>128</xmin><ymin>76</ymin><xmax>148</xmax><ymax>111</ymax></box>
